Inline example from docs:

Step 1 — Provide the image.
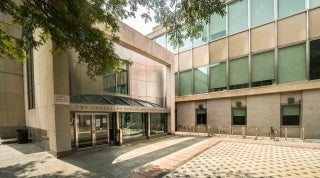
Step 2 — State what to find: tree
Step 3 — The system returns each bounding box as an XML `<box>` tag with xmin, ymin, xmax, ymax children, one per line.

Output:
<box><xmin>0</xmin><ymin>0</ymin><xmax>225</xmax><ymax>78</ymax></box>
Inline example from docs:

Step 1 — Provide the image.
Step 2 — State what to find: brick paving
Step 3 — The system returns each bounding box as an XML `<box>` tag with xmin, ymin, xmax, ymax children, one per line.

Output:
<box><xmin>164</xmin><ymin>141</ymin><xmax>320</xmax><ymax>178</ymax></box>
<box><xmin>1</xmin><ymin>135</ymin><xmax>320</xmax><ymax>177</ymax></box>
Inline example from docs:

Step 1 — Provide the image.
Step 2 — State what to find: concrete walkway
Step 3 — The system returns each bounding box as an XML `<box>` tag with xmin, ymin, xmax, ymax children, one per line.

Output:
<box><xmin>1</xmin><ymin>135</ymin><xmax>320</xmax><ymax>177</ymax></box>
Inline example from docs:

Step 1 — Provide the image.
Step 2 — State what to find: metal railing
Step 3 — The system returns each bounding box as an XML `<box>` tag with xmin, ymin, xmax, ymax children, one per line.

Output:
<box><xmin>176</xmin><ymin>125</ymin><xmax>306</xmax><ymax>141</ymax></box>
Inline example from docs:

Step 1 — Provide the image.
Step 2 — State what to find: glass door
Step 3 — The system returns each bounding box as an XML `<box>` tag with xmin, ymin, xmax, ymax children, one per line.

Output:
<box><xmin>76</xmin><ymin>114</ymin><xmax>93</xmax><ymax>148</ymax></box>
<box><xmin>94</xmin><ymin>114</ymin><xmax>109</xmax><ymax>146</ymax></box>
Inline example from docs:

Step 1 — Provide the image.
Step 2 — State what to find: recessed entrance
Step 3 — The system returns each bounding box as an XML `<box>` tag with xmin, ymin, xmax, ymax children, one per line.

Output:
<box><xmin>75</xmin><ymin>113</ymin><xmax>113</xmax><ymax>149</ymax></box>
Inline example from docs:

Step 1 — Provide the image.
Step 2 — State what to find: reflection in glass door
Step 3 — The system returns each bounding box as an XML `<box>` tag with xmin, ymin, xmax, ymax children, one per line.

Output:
<box><xmin>77</xmin><ymin>114</ymin><xmax>93</xmax><ymax>148</ymax></box>
<box><xmin>95</xmin><ymin>114</ymin><xmax>109</xmax><ymax>146</ymax></box>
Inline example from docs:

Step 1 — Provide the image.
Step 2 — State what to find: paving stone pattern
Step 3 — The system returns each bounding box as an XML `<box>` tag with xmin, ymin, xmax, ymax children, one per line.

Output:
<box><xmin>164</xmin><ymin>142</ymin><xmax>320</xmax><ymax>178</ymax></box>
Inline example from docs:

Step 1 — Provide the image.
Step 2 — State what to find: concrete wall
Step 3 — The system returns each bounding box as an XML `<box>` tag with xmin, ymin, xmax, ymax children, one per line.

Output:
<box><xmin>302</xmin><ymin>90</ymin><xmax>320</xmax><ymax>139</ymax></box>
<box><xmin>0</xmin><ymin>13</ymin><xmax>25</xmax><ymax>139</ymax></box>
<box><xmin>176</xmin><ymin>91</ymin><xmax>320</xmax><ymax>139</ymax></box>
<box><xmin>69</xmin><ymin>44</ymin><xmax>166</xmax><ymax>106</ymax></box>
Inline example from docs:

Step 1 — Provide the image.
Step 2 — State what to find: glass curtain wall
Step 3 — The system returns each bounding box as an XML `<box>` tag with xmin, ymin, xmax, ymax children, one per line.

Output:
<box><xmin>209</xmin><ymin>12</ymin><xmax>226</xmax><ymax>41</ymax></box>
<box><xmin>228</xmin><ymin>0</ymin><xmax>248</xmax><ymax>35</ymax></box>
<box><xmin>120</xmin><ymin>113</ymin><xmax>146</xmax><ymax>139</ymax></box>
<box><xmin>193</xmin><ymin>21</ymin><xmax>208</xmax><ymax>47</ymax></box>
<box><xmin>154</xmin><ymin>34</ymin><xmax>167</xmax><ymax>48</ymax></box>
<box><xmin>179</xmin><ymin>70</ymin><xmax>193</xmax><ymax>95</ymax></box>
<box><xmin>310</xmin><ymin>0</ymin><xmax>320</xmax><ymax>8</ymax></box>
<box><xmin>103</xmin><ymin>65</ymin><xmax>128</xmax><ymax>94</ymax></box>
<box><xmin>150</xmin><ymin>113</ymin><xmax>167</xmax><ymax>135</ymax></box>
<box><xmin>209</xmin><ymin>62</ymin><xmax>227</xmax><ymax>91</ymax></box>
<box><xmin>278</xmin><ymin>44</ymin><xmax>306</xmax><ymax>84</ymax></box>
<box><xmin>251</xmin><ymin>51</ymin><xmax>275</xmax><ymax>87</ymax></box>
<box><xmin>179</xmin><ymin>27</ymin><xmax>192</xmax><ymax>52</ymax></box>
<box><xmin>229</xmin><ymin>57</ymin><xmax>249</xmax><ymax>89</ymax></box>
<box><xmin>278</xmin><ymin>0</ymin><xmax>305</xmax><ymax>18</ymax></box>
<box><xmin>251</xmin><ymin>0</ymin><xmax>274</xmax><ymax>27</ymax></box>
<box><xmin>310</xmin><ymin>39</ymin><xmax>320</xmax><ymax>80</ymax></box>
<box><xmin>194</xmin><ymin>66</ymin><xmax>208</xmax><ymax>94</ymax></box>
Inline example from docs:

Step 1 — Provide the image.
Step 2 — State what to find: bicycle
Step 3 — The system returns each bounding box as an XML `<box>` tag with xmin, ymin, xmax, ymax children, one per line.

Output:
<box><xmin>269</xmin><ymin>127</ymin><xmax>279</xmax><ymax>141</ymax></box>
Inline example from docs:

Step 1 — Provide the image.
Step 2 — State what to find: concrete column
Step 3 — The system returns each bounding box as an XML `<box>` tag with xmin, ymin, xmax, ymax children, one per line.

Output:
<box><xmin>147</xmin><ymin>113</ymin><xmax>151</xmax><ymax>139</ymax></box>
<box><xmin>166</xmin><ymin>64</ymin><xmax>175</xmax><ymax>134</ymax></box>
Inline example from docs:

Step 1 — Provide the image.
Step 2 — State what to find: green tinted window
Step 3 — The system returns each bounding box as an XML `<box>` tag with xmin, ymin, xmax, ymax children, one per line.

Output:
<box><xmin>278</xmin><ymin>44</ymin><xmax>306</xmax><ymax>84</ymax></box>
<box><xmin>252</xmin><ymin>51</ymin><xmax>275</xmax><ymax>82</ymax></box>
<box><xmin>228</xmin><ymin>0</ymin><xmax>248</xmax><ymax>35</ymax></box>
<box><xmin>154</xmin><ymin>34</ymin><xmax>166</xmax><ymax>48</ymax></box>
<box><xmin>194</xmin><ymin>66</ymin><xmax>208</xmax><ymax>94</ymax></box>
<box><xmin>103</xmin><ymin>73</ymin><xmax>116</xmax><ymax>93</ymax></box>
<box><xmin>179</xmin><ymin>70</ymin><xmax>193</xmax><ymax>95</ymax></box>
<box><xmin>310</xmin><ymin>0</ymin><xmax>320</xmax><ymax>8</ymax></box>
<box><xmin>251</xmin><ymin>0</ymin><xmax>274</xmax><ymax>27</ymax></box>
<box><xmin>233</xmin><ymin>108</ymin><xmax>246</xmax><ymax>116</ymax></box>
<box><xmin>167</xmin><ymin>34</ymin><xmax>177</xmax><ymax>53</ymax></box>
<box><xmin>229</xmin><ymin>57</ymin><xmax>249</xmax><ymax>85</ymax></box>
<box><xmin>278</xmin><ymin>0</ymin><xmax>305</xmax><ymax>18</ymax></box>
<box><xmin>175</xmin><ymin>73</ymin><xmax>179</xmax><ymax>96</ymax></box>
<box><xmin>179</xmin><ymin>27</ymin><xmax>192</xmax><ymax>52</ymax></box>
<box><xmin>282</xmin><ymin>105</ymin><xmax>300</xmax><ymax>115</ymax></box>
<box><xmin>209</xmin><ymin>12</ymin><xmax>226</xmax><ymax>41</ymax></box>
<box><xmin>310</xmin><ymin>39</ymin><xmax>320</xmax><ymax>80</ymax></box>
<box><xmin>193</xmin><ymin>22</ymin><xmax>208</xmax><ymax>47</ymax></box>
<box><xmin>210</xmin><ymin>62</ymin><xmax>227</xmax><ymax>90</ymax></box>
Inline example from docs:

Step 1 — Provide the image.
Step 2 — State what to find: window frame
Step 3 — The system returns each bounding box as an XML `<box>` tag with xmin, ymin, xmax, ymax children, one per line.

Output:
<box><xmin>281</xmin><ymin>105</ymin><xmax>301</xmax><ymax>126</ymax></box>
<box><xmin>232</xmin><ymin>108</ymin><xmax>247</xmax><ymax>126</ymax></box>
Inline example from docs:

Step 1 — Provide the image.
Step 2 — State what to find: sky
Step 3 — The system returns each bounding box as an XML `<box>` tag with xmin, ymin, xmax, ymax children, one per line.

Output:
<box><xmin>122</xmin><ymin>8</ymin><xmax>158</xmax><ymax>35</ymax></box>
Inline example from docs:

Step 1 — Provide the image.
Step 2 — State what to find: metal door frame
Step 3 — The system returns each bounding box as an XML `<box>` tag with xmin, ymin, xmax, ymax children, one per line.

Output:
<box><xmin>75</xmin><ymin>112</ymin><xmax>109</xmax><ymax>149</ymax></box>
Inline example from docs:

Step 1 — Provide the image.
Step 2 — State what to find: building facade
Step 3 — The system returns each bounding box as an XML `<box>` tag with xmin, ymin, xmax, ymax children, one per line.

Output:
<box><xmin>0</xmin><ymin>14</ymin><xmax>175</xmax><ymax>157</ymax></box>
<box><xmin>150</xmin><ymin>0</ymin><xmax>320</xmax><ymax>139</ymax></box>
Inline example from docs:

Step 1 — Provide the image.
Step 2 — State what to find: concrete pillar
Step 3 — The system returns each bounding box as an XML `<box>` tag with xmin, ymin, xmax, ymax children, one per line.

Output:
<box><xmin>166</xmin><ymin>65</ymin><xmax>175</xmax><ymax>134</ymax></box>
<box><xmin>147</xmin><ymin>113</ymin><xmax>151</xmax><ymax>139</ymax></box>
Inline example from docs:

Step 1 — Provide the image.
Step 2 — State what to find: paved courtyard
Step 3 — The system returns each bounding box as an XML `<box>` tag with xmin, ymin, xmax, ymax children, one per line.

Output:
<box><xmin>1</xmin><ymin>135</ymin><xmax>320</xmax><ymax>177</ymax></box>
<box><xmin>164</xmin><ymin>141</ymin><xmax>320</xmax><ymax>177</ymax></box>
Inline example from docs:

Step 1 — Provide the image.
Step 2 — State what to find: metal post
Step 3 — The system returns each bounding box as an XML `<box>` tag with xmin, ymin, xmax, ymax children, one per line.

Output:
<box><xmin>285</xmin><ymin>128</ymin><xmax>288</xmax><ymax>141</ymax></box>
<box><xmin>255</xmin><ymin>127</ymin><xmax>258</xmax><ymax>140</ymax></box>
<box><xmin>301</xmin><ymin>127</ymin><xmax>305</xmax><ymax>140</ymax></box>
<box><xmin>242</xmin><ymin>127</ymin><xmax>246</xmax><ymax>139</ymax></box>
<box><xmin>218</xmin><ymin>126</ymin><xmax>221</xmax><ymax>136</ymax></box>
<box><xmin>230</xmin><ymin>126</ymin><xmax>232</xmax><ymax>137</ymax></box>
<box><xmin>198</xmin><ymin>126</ymin><xmax>200</xmax><ymax>136</ymax></box>
<box><xmin>189</xmin><ymin>126</ymin><xmax>192</xmax><ymax>136</ymax></box>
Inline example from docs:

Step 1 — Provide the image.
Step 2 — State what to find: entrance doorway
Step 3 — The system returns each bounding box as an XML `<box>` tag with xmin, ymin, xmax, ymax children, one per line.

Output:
<box><xmin>75</xmin><ymin>113</ymin><xmax>113</xmax><ymax>149</ymax></box>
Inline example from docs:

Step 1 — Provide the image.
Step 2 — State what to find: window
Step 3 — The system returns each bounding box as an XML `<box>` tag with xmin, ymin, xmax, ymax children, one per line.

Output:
<box><xmin>194</xmin><ymin>66</ymin><xmax>208</xmax><ymax>94</ymax></box>
<box><xmin>229</xmin><ymin>57</ymin><xmax>249</xmax><ymax>89</ymax></box>
<box><xmin>251</xmin><ymin>51</ymin><xmax>275</xmax><ymax>87</ymax></box>
<box><xmin>210</xmin><ymin>62</ymin><xmax>227</xmax><ymax>91</ymax></box>
<box><xmin>103</xmin><ymin>64</ymin><xmax>128</xmax><ymax>94</ymax></box>
<box><xmin>193</xmin><ymin>21</ymin><xmax>208</xmax><ymax>47</ymax></box>
<box><xmin>232</xmin><ymin>108</ymin><xmax>246</xmax><ymax>125</ymax></box>
<box><xmin>251</xmin><ymin>0</ymin><xmax>274</xmax><ymax>27</ymax></box>
<box><xmin>278</xmin><ymin>44</ymin><xmax>306</xmax><ymax>84</ymax></box>
<box><xmin>150</xmin><ymin>113</ymin><xmax>167</xmax><ymax>135</ymax></box>
<box><xmin>228</xmin><ymin>0</ymin><xmax>248</xmax><ymax>35</ymax></box>
<box><xmin>154</xmin><ymin>34</ymin><xmax>167</xmax><ymax>48</ymax></box>
<box><xmin>196</xmin><ymin>109</ymin><xmax>207</xmax><ymax>125</ymax></box>
<box><xmin>175</xmin><ymin>73</ymin><xmax>179</xmax><ymax>96</ymax></box>
<box><xmin>310</xmin><ymin>0</ymin><xmax>320</xmax><ymax>8</ymax></box>
<box><xmin>120</xmin><ymin>113</ymin><xmax>146</xmax><ymax>139</ymax></box>
<box><xmin>179</xmin><ymin>70</ymin><xmax>193</xmax><ymax>96</ymax></box>
<box><xmin>167</xmin><ymin>33</ymin><xmax>178</xmax><ymax>53</ymax></box>
<box><xmin>310</xmin><ymin>39</ymin><xmax>320</xmax><ymax>80</ymax></box>
<box><xmin>282</xmin><ymin>105</ymin><xmax>300</xmax><ymax>126</ymax></box>
<box><xmin>209</xmin><ymin>12</ymin><xmax>226</xmax><ymax>41</ymax></box>
<box><xmin>179</xmin><ymin>27</ymin><xmax>192</xmax><ymax>52</ymax></box>
<box><xmin>26</xmin><ymin>48</ymin><xmax>35</xmax><ymax>109</ymax></box>
<box><xmin>278</xmin><ymin>0</ymin><xmax>305</xmax><ymax>18</ymax></box>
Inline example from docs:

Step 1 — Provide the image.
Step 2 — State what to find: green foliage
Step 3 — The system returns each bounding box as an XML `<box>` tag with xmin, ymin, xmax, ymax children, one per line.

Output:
<box><xmin>0</xmin><ymin>0</ymin><xmax>225</xmax><ymax>78</ymax></box>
